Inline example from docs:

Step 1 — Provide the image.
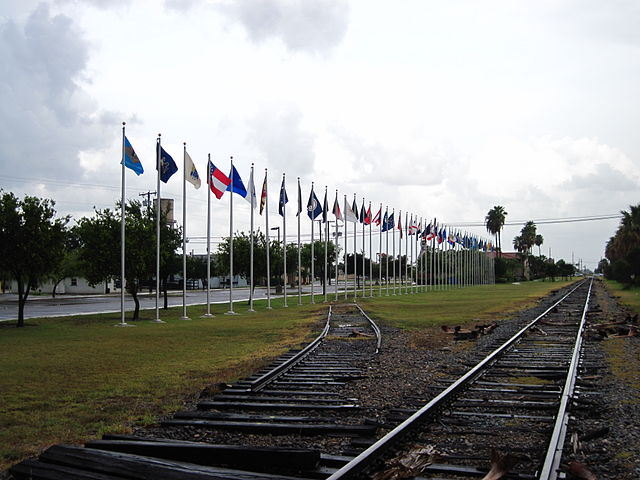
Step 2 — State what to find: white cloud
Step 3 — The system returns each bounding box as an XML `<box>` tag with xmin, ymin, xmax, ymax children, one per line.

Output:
<box><xmin>216</xmin><ymin>0</ymin><xmax>349</xmax><ymax>55</ymax></box>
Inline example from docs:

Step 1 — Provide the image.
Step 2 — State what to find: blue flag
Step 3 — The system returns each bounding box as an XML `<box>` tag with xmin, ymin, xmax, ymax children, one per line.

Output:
<box><xmin>278</xmin><ymin>177</ymin><xmax>288</xmax><ymax>216</ymax></box>
<box><xmin>123</xmin><ymin>136</ymin><xmax>143</xmax><ymax>175</ymax></box>
<box><xmin>157</xmin><ymin>146</ymin><xmax>178</xmax><ymax>183</ymax></box>
<box><xmin>226</xmin><ymin>165</ymin><xmax>247</xmax><ymax>197</ymax></box>
<box><xmin>307</xmin><ymin>189</ymin><xmax>322</xmax><ymax>220</ymax></box>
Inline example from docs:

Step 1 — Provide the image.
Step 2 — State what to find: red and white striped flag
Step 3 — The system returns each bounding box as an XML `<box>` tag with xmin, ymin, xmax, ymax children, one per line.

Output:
<box><xmin>208</xmin><ymin>160</ymin><xmax>230</xmax><ymax>199</ymax></box>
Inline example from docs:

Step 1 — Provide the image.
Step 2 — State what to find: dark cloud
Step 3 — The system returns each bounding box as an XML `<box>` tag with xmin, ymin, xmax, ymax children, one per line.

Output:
<box><xmin>0</xmin><ymin>3</ymin><xmax>115</xmax><ymax>185</ymax></box>
<box><xmin>565</xmin><ymin>162</ymin><xmax>639</xmax><ymax>192</ymax></box>
<box><xmin>216</xmin><ymin>0</ymin><xmax>349</xmax><ymax>55</ymax></box>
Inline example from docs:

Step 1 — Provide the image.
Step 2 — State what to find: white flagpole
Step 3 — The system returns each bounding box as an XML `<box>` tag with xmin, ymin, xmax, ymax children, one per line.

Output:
<box><xmin>405</xmin><ymin>213</ymin><xmax>410</xmax><ymax>295</ymax></box>
<box><xmin>117</xmin><ymin>122</ymin><xmax>130</xmax><ymax>327</ymax></box>
<box><xmin>154</xmin><ymin>134</ymin><xmax>164</xmax><ymax>323</ymax></box>
<box><xmin>226</xmin><ymin>156</ymin><xmax>236</xmax><ymax>315</ymax></box>
<box><xmin>297</xmin><ymin>177</ymin><xmax>302</xmax><ymax>305</ymax></box>
<box><xmin>204</xmin><ymin>154</ymin><xmax>213</xmax><ymax>317</ymax></box>
<box><xmin>378</xmin><ymin>203</ymin><xmax>382</xmax><ymax>297</ymax></box>
<box><xmin>385</xmin><ymin>207</ymin><xmax>390</xmax><ymax>296</ymax></box>
<box><xmin>265</xmin><ymin>169</ymin><xmax>272</xmax><ymax>310</ymax></box>
<box><xmin>249</xmin><ymin>163</ymin><xmax>255</xmax><ymax>312</ymax></box>
<box><xmin>181</xmin><ymin>142</ymin><xmax>190</xmax><ymax>320</ymax></box>
<box><xmin>282</xmin><ymin>173</ymin><xmax>288</xmax><ymax>308</ymax></box>
<box><xmin>361</xmin><ymin>200</ymin><xmax>365</xmax><ymax>298</ymax></box>
<box><xmin>343</xmin><ymin>195</ymin><xmax>348</xmax><ymax>300</ymax></box>
<box><xmin>392</xmin><ymin>209</ymin><xmax>396</xmax><ymax>296</ymax></box>
<box><xmin>368</xmin><ymin>202</ymin><xmax>373</xmax><ymax>298</ymax></box>
<box><xmin>310</xmin><ymin>182</ymin><xmax>315</xmax><ymax>304</ymax></box>
<box><xmin>352</xmin><ymin>194</ymin><xmax>357</xmax><ymax>299</ymax></box>
<box><xmin>324</xmin><ymin>187</ymin><xmax>328</xmax><ymax>303</ymax></box>
<box><xmin>334</xmin><ymin>214</ymin><xmax>339</xmax><ymax>301</ymax></box>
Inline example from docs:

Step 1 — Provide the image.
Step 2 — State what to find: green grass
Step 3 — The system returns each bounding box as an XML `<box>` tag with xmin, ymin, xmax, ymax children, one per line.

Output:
<box><xmin>604</xmin><ymin>279</ymin><xmax>640</xmax><ymax>314</ymax></box>
<box><xmin>356</xmin><ymin>281</ymin><xmax>574</xmax><ymax>329</ymax></box>
<box><xmin>0</xmin><ymin>280</ymin><xmax>573</xmax><ymax>469</ymax></box>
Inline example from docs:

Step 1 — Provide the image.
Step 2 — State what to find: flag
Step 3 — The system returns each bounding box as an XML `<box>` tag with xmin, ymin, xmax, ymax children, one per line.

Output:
<box><xmin>307</xmin><ymin>189</ymin><xmax>322</xmax><ymax>220</ymax></box>
<box><xmin>364</xmin><ymin>206</ymin><xmax>372</xmax><ymax>225</ymax></box>
<box><xmin>351</xmin><ymin>198</ymin><xmax>359</xmax><ymax>223</ymax></box>
<box><xmin>208</xmin><ymin>161</ymin><xmax>230</xmax><ymax>199</ymax></box>
<box><xmin>246</xmin><ymin>167</ymin><xmax>257</xmax><ymax>208</ymax></box>
<box><xmin>260</xmin><ymin>171</ymin><xmax>267</xmax><ymax>215</ymax></box>
<box><xmin>278</xmin><ymin>177</ymin><xmax>288</xmax><ymax>216</ymax></box>
<box><xmin>158</xmin><ymin>146</ymin><xmax>178</xmax><ymax>183</ymax></box>
<box><xmin>296</xmin><ymin>181</ymin><xmax>302</xmax><ymax>216</ymax></box>
<box><xmin>386</xmin><ymin>212</ymin><xmax>395</xmax><ymax>231</ymax></box>
<box><xmin>373</xmin><ymin>208</ymin><xmax>381</xmax><ymax>226</ymax></box>
<box><xmin>184</xmin><ymin>151</ymin><xmax>201</xmax><ymax>189</ymax></box>
<box><xmin>398</xmin><ymin>215</ymin><xmax>403</xmax><ymax>239</ymax></box>
<box><xmin>123</xmin><ymin>136</ymin><xmax>143</xmax><ymax>175</ymax></box>
<box><xmin>322</xmin><ymin>189</ymin><xmax>328</xmax><ymax>223</ymax></box>
<box><xmin>345</xmin><ymin>200</ymin><xmax>358</xmax><ymax>223</ymax></box>
<box><xmin>333</xmin><ymin>192</ymin><xmax>342</xmax><ymax>220</ymax></box>
<box><xmin>359</xmin><ymin>199</ymin><xmax>366</xmax><ymax>223</ymax></box>
<box><xmin>381</xmin><ymin>210</ymin><xmax>388</xmax><ymax>231</ymax></box>
<box><xmin>227</xmin><ymin>165</ymin><xmax>247</xmax><ymax>197</ymax></box>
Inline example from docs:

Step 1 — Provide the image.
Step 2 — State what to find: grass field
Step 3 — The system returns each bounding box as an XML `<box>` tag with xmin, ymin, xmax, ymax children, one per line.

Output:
<box><xmin>0</xmin><ymin>279</ymin><xmax>573</xmax><ymax>470</ymax></box>
<box><xmin>604</xmin><ymin>279</ymin><xmax>640</xmax><ymax>314</ymax></box>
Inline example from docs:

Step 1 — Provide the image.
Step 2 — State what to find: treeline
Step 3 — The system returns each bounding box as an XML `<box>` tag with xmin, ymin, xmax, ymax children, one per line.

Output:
<box><xmin>600</xmin><ymin>204</ymin><xmax>640</xmax><ymax>286</ymax></box>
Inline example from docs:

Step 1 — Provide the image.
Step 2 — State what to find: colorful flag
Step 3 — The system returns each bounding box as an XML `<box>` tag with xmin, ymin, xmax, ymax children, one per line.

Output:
<box><xmin>307</xmin><ymin>189</ymin><xmax>322</xmax><ymax>220</ymax></box>
<box><xmin>373</xmin><ymin>208</ymin><xmax>381</xmax><ymax>226</ymax></box>
<box><xmin>345</xmin><ymin>200</ymin><xmax>358</xmax><ymax>223</ymax></box>
<box><xmin>333</xmin><ymin>192</ymin><xmax>342</xmax><ymax>220</ymax></box>
<box><xmin>364</xmin><ymin>206</ymin><xmax>372</xmax><ymax>225</ymax></box>
<box><xmin>123</xmin><ymin>136</ymin><xmax>143</xmax><ymax>175</ymax></box>
<box><xmin>383</xmin><ymin>212</ymin><xmax>395</xmax><ymax>232</ymax></box>
<box><xmin>260</xmin><ymin>171</ymin><xmax>267</xmax><ymax>215</ymax></box>
<box><xmin>398</xmin><ymin>215</ymin><xmax>403</xmax><ymax>239</ymax></box>
<box><xmin>359</xmin><ymin>199</ymin><xmax>366</xmax><ymax>223</ymax></box>
<box><xmin>278</xmin><ymin>177</ymin><xmax>288</xmax><ymax>216</ymax></box>
<box><xmin>184</xmin><ymin>151</ymin><xmax>201</xmax><ymax>189</ymax></box>
<box><xmin>296</xmin><ymin>181</ymin><xmax>302</xmax><ymax>216</ymax></box>
<box><xmin>158</xmin><ymin>146</ymin><xmax>178</xmax><ymax>183</ymax></box>
<box><xmin>351</xmin><ymin>198</ymin><xmax>359</xmax><ymax>222</ymax></box>
<box><xmin>208</xmin><ymin>161</ymin><xmax>230</xmax><ymax>199</ymax></box>
<box><xmin>226</xmin><ymin>165</ymin><xmax>247</xmax><ymax>197</ymax></box>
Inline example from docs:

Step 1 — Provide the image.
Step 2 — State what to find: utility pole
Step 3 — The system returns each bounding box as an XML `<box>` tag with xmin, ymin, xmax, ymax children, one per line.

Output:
<box><xmin>139</xmin><ymin>190</ymin><xmax>157</xmax><ymax>212</ymax></box>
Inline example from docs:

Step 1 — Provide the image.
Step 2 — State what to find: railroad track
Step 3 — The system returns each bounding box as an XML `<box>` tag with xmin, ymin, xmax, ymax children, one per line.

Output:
<box><xmin>9</xmin><ymin>304</ymin><xmax>382</xmax><ymax>480</ymax></box>
<box><xmin>328</xmin><ymin>279</ymin><xmax>595</xmax><ymax>480</ymax></box>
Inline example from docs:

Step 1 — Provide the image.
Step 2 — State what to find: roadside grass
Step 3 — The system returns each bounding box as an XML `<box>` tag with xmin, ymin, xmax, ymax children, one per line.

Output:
<box><xmin>357</xmin><ymin>280</ymin><xmax>574</xmax><ymax>329</ymax></box>
<box><xmin>603</xmin><ymin>279</ymin><xmax>640</xmax><ymax>314</ymax></box>
<box><xmin>0</xmin><ymin>280</ymin><xmax>573</xmax><ymax>469</ymax></box>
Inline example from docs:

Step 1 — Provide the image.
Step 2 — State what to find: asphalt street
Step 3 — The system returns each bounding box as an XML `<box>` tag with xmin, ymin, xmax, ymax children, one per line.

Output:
<box><xmin>0</xmin><ymin>283</ymin><xmax>350</xmax><ymax>321</ymax></box>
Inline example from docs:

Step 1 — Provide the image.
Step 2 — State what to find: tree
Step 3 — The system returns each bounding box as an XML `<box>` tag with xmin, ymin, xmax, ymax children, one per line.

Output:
<box><xmin>605</xmin><ymin>204</ymin><xmax>640</xmax><ymax>285</ymax></box>
<box><xmin>520</xmin><ymin>221</ymin><xmax>537</xmax><ymax>254</ymax></box>
<box><xmin>75</xmin><ymin>200</ymin><xmax>181</xmax><ymax>320</ymax></box>
<box><xmin>0</xmin><ymin>191</ymin><xmax>68</xmax><ymax>327</ymax></box>
<box><xmin>485</xmin><ymin>206</ymin><xmax>507</xmax><ymax>256</ymax></box>
<box><xmin>534</xmin><ymin>234</ymin><xmax>544</xmax><ymax>256</ymax></box>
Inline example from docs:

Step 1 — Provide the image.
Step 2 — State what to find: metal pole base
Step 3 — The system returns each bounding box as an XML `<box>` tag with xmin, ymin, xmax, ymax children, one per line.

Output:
<box><xmin>201</xmin><ymin>313</ymin><xmax>214</xmax><ymax>318</ymax></box>
<box><xmin>266</xmin><ymin>306</ymin><xmax>273</xmax><ymax>310</ymax></box>
<box><xmin>225</xmin><ymin>311</ymin><xmax>238</xmax><ymax>315</ymax></box>
<box><xmin>180</xmin><ymin>316</ymin><xmax>191</xmax><ymax>321</ymax></box>
<box><xmin>114</xmin><ymin>323</ymin><xmax>135</xmax><ymax>327</ymax></box>
<box><xmin>247</xmin><ymin>308</ymin><xmax>256</xmax><ymax>312</ymax></box>
<box><xmin>152</xmin><ymin>319</ymin><xmax>165</xmax><ymax>323</ymax></box>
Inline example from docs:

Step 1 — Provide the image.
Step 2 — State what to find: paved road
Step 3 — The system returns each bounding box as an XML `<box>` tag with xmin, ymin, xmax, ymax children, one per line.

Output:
<box><xmin>0</xmin><ymin>283</ymin><xmax>349</xmax><ymax>321</ymax></box>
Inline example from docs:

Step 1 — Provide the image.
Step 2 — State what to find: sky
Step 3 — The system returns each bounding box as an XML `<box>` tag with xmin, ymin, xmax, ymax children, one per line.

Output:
<box><xmin>1</xmin><ymin>0</ymin><xmax>639</xmax><ymax>270</ymax></box>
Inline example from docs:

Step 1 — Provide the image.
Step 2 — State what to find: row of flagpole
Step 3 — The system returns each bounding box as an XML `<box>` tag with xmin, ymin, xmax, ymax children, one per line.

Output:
<box><xmin>119</xmin><ymin>126</ymin><xmax>496</xmax><ymax>324</ymax></box>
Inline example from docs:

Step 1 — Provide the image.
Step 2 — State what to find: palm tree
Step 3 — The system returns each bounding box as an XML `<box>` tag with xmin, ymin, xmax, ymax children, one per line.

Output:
<box><xmin>535</xmin><ymin>234</ymin><xmax>544</xmax><ymax>256</ymax></box>
<box><xmin>485</xmin><ymin>206</ymin><xmax>507</xmax><ymax>256</ymax></box>
<box><xmin>521</xmin><ymin>221</ymin><xmax>537</xmax><ymax>254</ymax></box>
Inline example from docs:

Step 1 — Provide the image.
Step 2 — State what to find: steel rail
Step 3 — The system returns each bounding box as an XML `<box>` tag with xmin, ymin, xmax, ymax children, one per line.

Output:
<box><xmin>537</xmin><ymin>277</ymin><xmax>593</xmax><ymax>479</ymax></box>
<box><xmin>249</xmin><ymin>305</ymin><xmax>333</xmax><ymax>392</ymax></box>
<box><xmin>354</xmin><ymin>303</ymin><xmax>382</xmax><ymax>354</ymax></box>
<box><xmin>326</xmin><ymin>280</ymin><xmax>587</xmax><ymax>480</ymax></box>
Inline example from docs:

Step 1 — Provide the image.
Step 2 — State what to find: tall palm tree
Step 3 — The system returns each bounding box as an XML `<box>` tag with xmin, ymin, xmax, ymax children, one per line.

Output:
<box><xmin>535</xmin><ymin>234</ymin><xmax>544</xmax><ymax>256</ymax></box>
<box><xmin>485</xmin><ymin>206</ymin><xmax>507</xmax><ymax>256</ymax></box>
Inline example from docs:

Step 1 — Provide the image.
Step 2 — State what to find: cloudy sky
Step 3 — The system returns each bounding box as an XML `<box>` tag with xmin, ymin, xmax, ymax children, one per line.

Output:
<box><xmin>2</xmin><ymin>0</ymin><xmax>639</xmax><ymax>270</ymax></box>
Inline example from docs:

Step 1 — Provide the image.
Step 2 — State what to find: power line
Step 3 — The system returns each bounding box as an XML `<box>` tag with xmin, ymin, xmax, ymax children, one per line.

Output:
<box><xmin>450</xmin><ymin>214</ymin><xmax>622</xmax><ymax>227</ymax></box>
